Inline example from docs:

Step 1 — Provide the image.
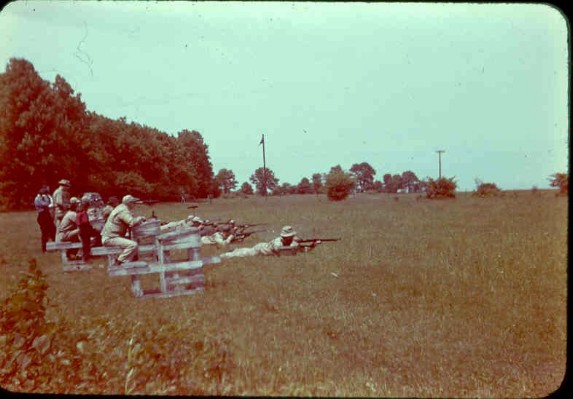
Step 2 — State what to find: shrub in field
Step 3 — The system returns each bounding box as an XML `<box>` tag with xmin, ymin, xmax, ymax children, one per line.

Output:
<box><xmin>472</xmin><ymin>180</ymin><xmax>502</xmax><ymax>197</ymax></box>
<box><xmin>425</xmin><ymin>177</ymin><xmax>457</xmax><ymax>199</ymax></box>
<box><xmin>549</xmin><ymin>172</ymin><xmax>568</xmax><ymax>195</ymax></box>
<box><xmin>325</xmin><ymin>166</ymin><xmax>355</xmax><ymax>201</ymax></box>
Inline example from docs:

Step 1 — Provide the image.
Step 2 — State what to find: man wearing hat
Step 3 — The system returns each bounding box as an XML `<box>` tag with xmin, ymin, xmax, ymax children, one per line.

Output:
<box><xmin>101</xmin><ymin>195</ymin><xmax>146</xmax><ymax>266</ymax></box>
<box><xmin>220</xmin><ymin>225</ymin><xmax>300</xmax><ymax>259</ymax></box>
<box><xmin>52</xmin><ymin>179</ymin><xmax>71</xmax><ymax>229</ymax></box>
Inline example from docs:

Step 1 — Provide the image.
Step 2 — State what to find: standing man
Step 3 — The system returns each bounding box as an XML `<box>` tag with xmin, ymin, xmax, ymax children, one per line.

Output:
<box><xmin>101</xmin><ymin>195</ymin><xmax>146</xmax><ymax>266</ymax></box>
<box><xmin>34</xmin><ymin>185</ymin><xmax>56</xmax><ymax>252</ymax></box>
<box><xmin>52</xmin><ymin>179</ymin><xmax>71</xmax><ymax>229</ymax></box>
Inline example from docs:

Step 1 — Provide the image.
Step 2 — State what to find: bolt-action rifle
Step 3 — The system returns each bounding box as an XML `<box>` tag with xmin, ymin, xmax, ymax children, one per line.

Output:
<box><xmin>230</xmin><ymin>229</ymin><xmax>266</xmax><ymax>243</ymax></box>
<box><xmin>235</xmin><ymin>223</ymin><xmax>267</xmax><ymax>230</ymax></box>
<box><xmin>286</xmin><ymin>238</ymin><xmax>341</xmax><ymax>254</ymax></box>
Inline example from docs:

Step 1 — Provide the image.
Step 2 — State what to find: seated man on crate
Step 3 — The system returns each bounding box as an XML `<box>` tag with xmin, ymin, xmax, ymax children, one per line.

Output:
<box><xmin>220</xmin><ymin>226</ymin><xmax>300</xmax><ymax>259</ymax></box>
<box><xmin>55</xmin><ymin>197</ymin><xmax>81</xmax><ymax>260</ymax></box>
<box><xmin>101</xmin><ymin>195</ymin><xmax>146</xmax><ymax>266</ymax></box>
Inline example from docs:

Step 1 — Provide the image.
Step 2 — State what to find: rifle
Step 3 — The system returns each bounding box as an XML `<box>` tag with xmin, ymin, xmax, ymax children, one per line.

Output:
<box><xmin>224</xmin><ymin>221</ymin><xmax>268</xmax><ymax>231</ymax></box>
<box><xmin>230</xmin><ymin>229</ymin><xmax>266</xmax><ymax>243</ymax></box>
<box><xmin>294</xmin><ymin>238</ymin><xmax>340</xmax><ymax>252</ymax></box>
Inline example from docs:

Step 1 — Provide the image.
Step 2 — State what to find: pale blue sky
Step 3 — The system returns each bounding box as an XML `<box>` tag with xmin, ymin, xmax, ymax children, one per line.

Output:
<box><xmin>0</xmin><ymin>1</ymin><xmax>569</xmax><ymax>190</ymax></box>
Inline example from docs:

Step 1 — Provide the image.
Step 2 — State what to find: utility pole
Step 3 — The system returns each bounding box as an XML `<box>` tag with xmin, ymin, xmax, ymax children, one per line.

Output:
<box><xmin>436</xmin><ymin>150</ymin><xmax>445</xmax><ymax>179</ymax></box>
<box><xmin>260</xmin><ymin>134</ymin><xmax>266</xmax><ymax>198</ymax></box>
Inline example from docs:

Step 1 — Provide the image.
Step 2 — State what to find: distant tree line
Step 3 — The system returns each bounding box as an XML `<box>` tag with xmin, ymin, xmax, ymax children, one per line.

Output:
<box><xmin>235</xmin><ymin>161</ymin><xmax>427</xmax><ymax>198</ymax></box>
<box><xmin>0</xmin><ymin>58</ymin><xmax>216</xmax><ymax>210</ymax></box>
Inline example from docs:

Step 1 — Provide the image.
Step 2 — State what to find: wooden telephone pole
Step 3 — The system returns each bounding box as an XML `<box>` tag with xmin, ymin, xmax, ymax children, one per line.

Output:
<box><xmin>436</xmin><ymin>150</ymin><xmax>445</xmax><ymax>179</ymax></box>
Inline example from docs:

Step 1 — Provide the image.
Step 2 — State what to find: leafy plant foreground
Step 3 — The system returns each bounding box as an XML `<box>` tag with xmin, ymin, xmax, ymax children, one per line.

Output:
<box><xmin>0</xmin><ymin>192</ymin><xmax>567</xmax><ymax>396</ymax></box>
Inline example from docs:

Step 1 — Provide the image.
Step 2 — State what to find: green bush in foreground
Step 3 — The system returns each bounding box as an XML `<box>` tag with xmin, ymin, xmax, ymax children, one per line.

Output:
<box><xmin>0</xmin><ymin>259</ymin><xmax>235</xmax><ymax>395</ymax></box>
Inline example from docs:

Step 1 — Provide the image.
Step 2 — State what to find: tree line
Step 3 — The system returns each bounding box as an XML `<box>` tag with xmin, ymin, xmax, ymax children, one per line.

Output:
<box><xmin>5</xmin><ymin>58</ymin><xmax>563</xmax><ymax>210</ymax></box>
<box><xmin>215</xmin><ymin>162</ymin><xmax>427</xmax><ymax>200</ymax></box>
<box><xmin>0</xmin><ymin>58</ymin><xmax>216</xmax><ymax>210</ymax></box>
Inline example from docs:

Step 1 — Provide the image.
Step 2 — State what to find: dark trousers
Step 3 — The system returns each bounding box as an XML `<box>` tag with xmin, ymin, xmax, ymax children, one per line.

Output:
<box><xmin>79</xmin><ymin>224</ymin><xmax>97</xmax><ymax>261</ymax></box>
<box><xmin>37</xmin><ymin>211</ymin><xmax>56</xmax><ymax>252</ymax></box>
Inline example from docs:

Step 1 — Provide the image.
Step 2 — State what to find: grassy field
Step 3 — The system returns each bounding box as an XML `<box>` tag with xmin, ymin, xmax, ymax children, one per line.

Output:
<box><xmin>0</xmin><ymin>191</ymin><xmax>568</xmax><ymax>396</ymax></box>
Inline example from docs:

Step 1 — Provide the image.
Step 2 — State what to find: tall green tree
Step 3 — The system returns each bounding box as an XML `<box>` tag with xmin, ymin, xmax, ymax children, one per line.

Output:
<box><xmin>297</xmin><ymin>177</ymin><xmax>313</xmax><ymax>194</ymax></box>
<box><xmin>249</xmin><ymin>167</ymin><xmax>279</xmax><ymax>196</ymax></box>
<box><xmin>215</xmin><ymin>168</ymin><xmax>237</xmax><ymax>194</ymax></box>
<box><xmin>0</xmin><ymin>58</ymin><xmax>87</xmax><ymax>208</ymax></box>
<box><xmin>177</xmin><ymin>130</ymin><xmax>215</xmax><ymax>198</ymax></box>
<box><xmin>240</xmin><ymin>182</ymin><xmax>254</xmax><ymax>195</ymax></box>
<box><xmin>401</xmin><ymin>170</ymin><xmax>421</xmax><ymax>193</ymax></box>
<box><xmin>312</xmin><ymin>173</ymin><xmax>323</xmax><ymax>195</ymax></box>
<box><xmin>383</xmin><ymin>173</ymin><xmax>403</xmax><ymax>193</ymax></box>
<box><xmin>350</xmin><ymin>162</ymin><xmax>376</xmax><ymax>192</ymax></box>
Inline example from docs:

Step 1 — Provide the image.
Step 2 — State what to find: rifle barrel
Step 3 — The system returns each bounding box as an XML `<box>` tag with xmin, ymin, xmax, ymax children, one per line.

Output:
<box><xmin>299</xmin><ymin>238</ymin><xmax>340</xmax><ymax>243</ymax></box>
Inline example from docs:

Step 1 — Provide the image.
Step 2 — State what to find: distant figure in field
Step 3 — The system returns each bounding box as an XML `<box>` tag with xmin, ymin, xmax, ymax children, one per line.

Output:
<box><xmin>34</xmin><ymin>185</ymin><xmax>56</xmax><ymax>252</ymax></box>
<box><xmin>101</xmin><ymin>195</ymin><xmax>146</xmax><ymax>266</ymax></box>
<box><xmin>220</xmin><ymin>226</ymin><xmax>300</xmax><ymax>259</ymax></box>
<box><xmin>52</xmin><ymin>179</ymin><xmax>71</xmax><ymax>229</ymax></box>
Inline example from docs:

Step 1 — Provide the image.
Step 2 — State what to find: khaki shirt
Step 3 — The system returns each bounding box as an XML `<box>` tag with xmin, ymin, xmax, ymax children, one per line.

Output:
<box><xmin>52</xmin><ymin>187</ymin><xmax>70</xmax><ymax>217</ymax></box>
<box><xmin>159</xmin><ymin>219</ymin><xmax>188</xmax><ymax>234</ymax></box>
<box><xmin>56</xmin><ymin>210</ymin><xmax>78</xmax><ymax>241</ymax></box>
<box><xmin>101</xmin><ymin>204</ymin><xmax>115</xmax><ymax>221</ymax></box>
<box><xmin>101</xmin><ymin>204</ymin><xmax>143</xmax><ymax>242</ymax></box>
<box><xmin>254</xmin><ymin>236</ymin><xmax>299</xmax><ymax>255</ymax></box>
<box><xmin>201</xmin><ymin>232</ymin><xmax>233</xmax><ymax>246</ymax></box>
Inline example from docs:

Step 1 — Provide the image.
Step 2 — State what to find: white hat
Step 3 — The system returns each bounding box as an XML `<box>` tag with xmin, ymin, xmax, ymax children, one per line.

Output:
<box><xmin>122</xmin><ymin>195</ymin><xmax>140</xmax><ymax>204</ymax></box>
<box><xmin>192</xmin><ymin>216</ymin><xmax>203</xmax><ymax>224</ymax></box>
<box><xmin>58</xmin><ymin>179</ymin><xmax>71</xmax><ymax>187</ymax></box>
<box><xmin>280</xmin><ymin>226</ymin><xmax>296</xmax><ymax>237</ymax></box>
<box><xmin>70</xmin><ymin>197</ymin><xmax>80</xmax><ymax>204</ymax></box>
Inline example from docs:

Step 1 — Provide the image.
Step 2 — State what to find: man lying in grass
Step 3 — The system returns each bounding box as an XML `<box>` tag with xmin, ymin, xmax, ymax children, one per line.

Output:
<box><xmin>220</xmin><ymin>225</ymin><xmax>302</xmax><ymax>258</ymax></box>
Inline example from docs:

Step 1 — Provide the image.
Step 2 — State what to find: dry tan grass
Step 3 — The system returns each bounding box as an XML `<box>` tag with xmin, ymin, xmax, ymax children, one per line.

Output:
<box><xmin>0</xmin><ymin>191</ymin><xmax>567</xmax><ymax>396</ymax></box>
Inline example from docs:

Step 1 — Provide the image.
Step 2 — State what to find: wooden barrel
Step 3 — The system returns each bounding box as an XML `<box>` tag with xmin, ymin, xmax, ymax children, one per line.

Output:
<box><xmin>132</xmin><ymin>219</ymin><xmax>161</xmax><ymax>239</ymax></box>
